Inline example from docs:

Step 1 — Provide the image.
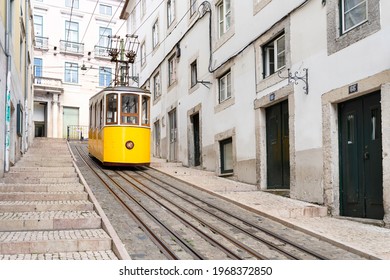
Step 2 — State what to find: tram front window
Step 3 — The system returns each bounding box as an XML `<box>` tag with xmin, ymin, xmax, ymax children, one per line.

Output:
<box><xmin>106</xmin><ymin>93</ymin><xmax>118</xmax><ymax>124</ymax></box>
<box><xmin>121</xmin><ymin>94</ymin><xmax>139</xmax><ymax>125</ymax></box>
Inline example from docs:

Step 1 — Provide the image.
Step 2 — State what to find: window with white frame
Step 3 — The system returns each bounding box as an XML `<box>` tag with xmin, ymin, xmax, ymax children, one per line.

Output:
<box><xmin>152</xmin><ymin>19</ymin><xmax>159</xmax><ymax>49</ymax></box>
<box><xmin>217</xmin><ymin>0</ymin><xmax>231</xmax><ymax>37</ymax></box>
<box><xmin>168</xmin><ymin>55</ymin><xmax>177</xmax><ymax>86</ymax></box>
<box><xmin>167</xmin><ymin>0</ymin><xmax>175</xmax><ymax>27</ymax></box>
<box><xmin>341</xmin><ymin>0</ymin><xmax>367</xmax><ymax>33</ymax></box>
<box><xmin>153</xmin><ymin>72</ymin><xmax>161</xmax><ymax>99</ymax></box>
<box><xmin>98</xmin><ymin>27</ymin><xmax>111</xmax><ymax>48</ymax></box>
<box><xmin>65</xmin><ymin>62</ymin><xmax>78</xmax><ymax>83</ymax></box>
<box><xmin>141</xmin><ymin>0</ymin><xmax>146</xmax><ymax>18</ymax></box>
<box><xmin>190</xmin><ymin>0</ymin><xmax>197</xmax><ymax>17</ymax></box>
<box><xmin>34</xmin><ymin>58</ymin><xmax>43</xmax><ymax>77</ymax></box>
<box><xmin>131</xmin><ymin>10</ymin><xmax>137</xmax><ymax>33</ymax></box>
<box><xmin>34</xmin><ymin>15</ymin><xmax>44</xmax><ymax>48</ymax></box>
<box><xmin>65</xmin><ymin>0</ymin><xmax>79</xmax><ymax>9</ymax></box>
<box><xmin>190</xmin><ymin>60</ymin><xmax>197</xmax><ymax>88</ymax></box>
<box><xmin>99</xmin><ymin>67</ymin><xmax>112</xmax><ymax>87</ymax></box>
<box><xmin>140</xmin><ymin>42</ymin><xmax>146</xmax><ymax>66</ymax></box>
<box><xmin>65</xmin><ymin>20</ymin><xmax>79</xmax><ymax>43</ymax></box>
<box><xmin>262</xmin><ymin>33</ymin><xmax>285</xmax><ymax>78</ymax></box>
<box><xmin>218</xmin><ymin>71</ymin><xmax>231</xmax><ymax>103</ymax></box>
<box><xmin>99</xmin><ymin>4</ymin><xmax>112</xmax><ymax>16</ymax></box>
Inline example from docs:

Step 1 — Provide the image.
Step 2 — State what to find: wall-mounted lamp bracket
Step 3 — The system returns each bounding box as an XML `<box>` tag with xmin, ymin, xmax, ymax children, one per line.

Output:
<box><xmin>197</xmin><ymin>80</ymin><xmax>212</xmax><ymax>89</ymax></box>
<box><xmin>278</xmin><ymin>68</ymin><xmax>309</xmax><ymax>94</ymax></box>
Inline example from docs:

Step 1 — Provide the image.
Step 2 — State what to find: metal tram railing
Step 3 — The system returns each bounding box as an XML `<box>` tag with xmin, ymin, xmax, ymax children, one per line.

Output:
<box><xmin>67</xmin><ymin>125</ymin><xmax>88</xmax><ymax>141</ymax></box>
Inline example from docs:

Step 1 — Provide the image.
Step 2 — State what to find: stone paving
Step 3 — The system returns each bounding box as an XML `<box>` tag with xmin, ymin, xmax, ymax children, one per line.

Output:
<box><xmin>0</xmin><ymin>138</ymin><xmax>128</xmax><ymax>260</ymax></box>
<box><xmin>150</xmin><ymin>161</ymin><xmax>390</xmax><ymax>260</ymax></box>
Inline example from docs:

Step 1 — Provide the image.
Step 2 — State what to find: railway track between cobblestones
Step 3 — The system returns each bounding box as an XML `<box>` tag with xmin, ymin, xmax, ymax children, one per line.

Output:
<box><xmin>72</xmin><ymin>143</ymin><xmax>369</xmax><ymax>260</ymax></box>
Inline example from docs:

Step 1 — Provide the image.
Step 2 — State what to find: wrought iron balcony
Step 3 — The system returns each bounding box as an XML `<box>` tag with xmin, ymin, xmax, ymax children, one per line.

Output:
<box><xmin>59</xmin><ymin>40</ymin><xmax>84</xmax><ymax>55</ymax></box>
<box><xmin>94</xmin><ymin>45</ymin><xmax>110</xmax><ymax>59</ymax></box>
<box><xmin>34</xmin><ymin>36</ymin><xmax>49</xmax><ymax>50</ymax></box>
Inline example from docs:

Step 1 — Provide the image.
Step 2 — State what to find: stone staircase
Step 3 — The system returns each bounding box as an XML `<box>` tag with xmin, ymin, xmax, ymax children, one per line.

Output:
<box><xmin>0</xmin><ymin>138</ymin><xmax>128</xmax><ymax>260</ymax></box>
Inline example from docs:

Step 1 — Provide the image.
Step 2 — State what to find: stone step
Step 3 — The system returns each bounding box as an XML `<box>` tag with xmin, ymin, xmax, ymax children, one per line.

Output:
<box><xmin>5</xmin><ymin>171</ymin><xmax>78</xmax><ymax>178</ymax></box>
<box><xmin>9</xmin><ymin>166</ymin><xmax>76</xmax><ymax>173</ymax></box>
<box><xmin>0</xmin><ymin>210</ymin><xmax>101</xmax><ymax>231</ymax></box>
<box><xmin>0</xmin><ymin>229</ymin><xmax>112</xmax><ymax>255</ymax></box>
<box><xmin>0</xmin><ymin>177</ymin><xmax>79</xmax><ymax>184</ymax></box>
<box><xmin>0</xmin><ymin>200</ymin><xmax>94</xmax><ymax>212</ymax></box>
<box><xmin>0</xmin><ymin>191</ymin><xmax>88</xmax><ymax>201</ymax></box>
<box><xmin>0</xmin><ymin>250</ymin><xmax>118</xmax><ymax>260</ymax></box>
<box><xmin>19</xmin><ymin>156</ymin><xmax>72</xmax><ymax>161</ymax></box>
<box><xmin>0</xmin><ymin>183</ymin><xmax>84</xmax><ymax>192</ymax></box>
<box><xmin>15</xmin><ymin>161</ymin><xmax>74</xmax><ymax>167</ymax></box>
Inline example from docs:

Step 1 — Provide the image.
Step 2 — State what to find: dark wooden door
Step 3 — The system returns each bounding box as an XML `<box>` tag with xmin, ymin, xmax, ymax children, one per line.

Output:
<box><xmin>192</xmin><ymin>113</ymin><xmax>201</xmax><ymax>166</ymax></box>
<box><xmin>266</xmin><ymin>100</ymin><xmax>290</xmax><ymax>189</ymax></box>
<box><xmin>339</xmin><ymin>91</ymin><xmax>384</xmax><ymax>219</ymax></box>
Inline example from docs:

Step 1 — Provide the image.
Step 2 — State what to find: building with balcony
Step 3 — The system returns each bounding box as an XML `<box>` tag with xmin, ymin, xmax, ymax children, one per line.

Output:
<box><xmin>0</xmin><ymin>0</ymin><xmax>34</xmax><ymax>177</ymax></box>
<box><xmin>32</xmin><ymin>0</ymin><xmax>126</xmax><ymax>138</ymax></box>
<box><xmin>121</xmin><ymin>0</ymin><xmax>390</xmax><ymax>226</ymax></box>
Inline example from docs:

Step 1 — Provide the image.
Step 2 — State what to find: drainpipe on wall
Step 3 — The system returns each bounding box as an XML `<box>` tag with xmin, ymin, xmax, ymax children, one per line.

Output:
<box><xmin>4</xmin><ymin>0</ymin><xmax>11</xmax><ymax>172</ymax></box>
<box><xmin>24</xmin><ymin>0</ymin><xmax>30</xmax><ymax>152</ymax></box>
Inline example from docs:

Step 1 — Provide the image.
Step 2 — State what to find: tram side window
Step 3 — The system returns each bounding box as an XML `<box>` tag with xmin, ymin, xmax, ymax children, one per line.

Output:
<box><xmin>121</xmin><ymin>94</ymin><xmax>139</xmax><ymax>125</ymax></box>
<box><xmin>106</xmin><ymin>93</ymin><xmax>118</xmax><ymax>124</ymax></box>
<box><xmin>94</xmin><ymin>103</ymin><xmax>98</xmax><ymax>129</ymax></box>
<box><xmin>99</xmin><ymin>100</ymin><xmax>103</xmax><ymax>129</ymax></box>
<box><xmin>89</xmin><ymin>105</ymin><xmax>92</xmax><ymax>129</ymax></box>
<box><xmin>142</xmin><ymin>95</ymin><xmax>150</xmax><ymax>126</ymax></box>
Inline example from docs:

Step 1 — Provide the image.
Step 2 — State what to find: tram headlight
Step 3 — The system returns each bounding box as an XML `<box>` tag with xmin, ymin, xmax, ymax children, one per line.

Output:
<box><xmin>125</xmin><ymin>140</ymin><xmax>135</xmax><ymax>150</ymax></box>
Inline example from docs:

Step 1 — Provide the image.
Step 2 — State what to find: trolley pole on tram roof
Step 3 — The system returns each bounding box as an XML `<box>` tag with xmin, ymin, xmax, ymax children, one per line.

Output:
<box><xmin>107</xmin><ymin>34</ymin><xmax>140</xmax><ymax>87</ymax></box>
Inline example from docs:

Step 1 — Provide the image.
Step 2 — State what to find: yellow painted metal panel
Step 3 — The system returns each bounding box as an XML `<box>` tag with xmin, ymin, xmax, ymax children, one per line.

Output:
<box><xmin>103</xmin><ymin>126</ymin><xmax>150</xmax><ymax>164</ymax></box>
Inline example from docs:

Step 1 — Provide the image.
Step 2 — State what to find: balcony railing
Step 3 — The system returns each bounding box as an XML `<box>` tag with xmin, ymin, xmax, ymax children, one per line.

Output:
<box><xmin>33</xmin><ymin>76</ymin><xmax>63</xmax><ymax>93</ymax></box>
<box><xmin>94</xmin><ymin>45</ymin><xmax>110</xmax><ymax>59</ymax></box>
<box><xmin>60</xmin><ymin>40</ymin><xmax>84</xmax><ymax>55</ymax></box>
<box><xmin>35</xmin><ymin>36</ymin><xmax>49</xmax><ymax>50</ymax></box>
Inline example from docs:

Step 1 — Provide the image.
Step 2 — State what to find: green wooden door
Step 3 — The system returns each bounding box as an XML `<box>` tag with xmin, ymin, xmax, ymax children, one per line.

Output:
<box><xmin>63</xmin><ymin>107</ymin><xmax>79</xmax><ymax>139</ymax></box>
<box><xmin>266</xmin><ymin>100</ymin><xmax>290</xmax><ymax>189</ymax></box>
<box><xmin>339</xmin><ymin>91</ymin><xmax>384</xmax><ymax>219</ymax></box>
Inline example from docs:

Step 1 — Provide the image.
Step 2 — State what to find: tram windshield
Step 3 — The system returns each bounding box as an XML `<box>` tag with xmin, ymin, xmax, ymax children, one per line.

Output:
<box><xmin>106</xmin><ymin>93</ymin><xmax>118</xmax><ymax>124</ymax></box>
<box><xmin>121</xmin><ymin>94</ymin><xmax>139</xmax><ymax>125</ymax></box>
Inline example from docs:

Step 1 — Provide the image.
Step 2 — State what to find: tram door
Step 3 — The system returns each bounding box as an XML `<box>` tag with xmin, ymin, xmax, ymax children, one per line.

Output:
<box><xmin>168</xmin><ymin>109</ymin><xmax>177</xmax><ymax>162</ymax></box>
<box><xmin>266</xmin><ymin>100</ymin><xmax>290</xmax><ymax>189</ymax></box>
<box><xmin>339</xmin><ymin>92</ymin><xmax>384</xmax><ymax>219</ymax></box>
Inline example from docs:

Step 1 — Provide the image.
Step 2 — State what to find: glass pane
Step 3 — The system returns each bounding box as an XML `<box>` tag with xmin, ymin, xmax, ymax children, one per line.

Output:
<box><xmin>344</xmin><ymin>0</ymin><xmax>365</xmax><ymax>11</ymax></box>
<box><xmin>121</xmin><ymin>116</ymin><xmax>138</xmax><ymax>124</ymax></box>
<box><xmin>344</xmin><ymin>2</ymin><xmax>367</xmax><ymax>31</ymax></box>
<box><xmin>226</xmin><ymin>72</ymin><xmax>231</xmax><ymax>99</ymax></box>
<box><xmin>142</xmin><ymin>96</ymin><xmax>150</xmax><ymax>125</ymax></box>
<box><xmin>122</xmin><ymin>95</ymin><xmax>138</xmax><ymax>114</ymax></box>
<box><xmin>106</xmin><ymin>94</ymin><xmax>118</xmax><ymax>124</ymax></box>
<box><xmin>219</xmin><ymin>76</ymin><xmax>226</xmax><ymax>101</ymax></box>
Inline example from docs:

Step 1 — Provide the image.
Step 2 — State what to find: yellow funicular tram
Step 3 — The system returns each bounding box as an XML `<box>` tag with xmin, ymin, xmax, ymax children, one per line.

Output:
<box><xmin>88</xmin><ymin>35</ymin><xmax>151</xmax><ymax>166</ymax></box>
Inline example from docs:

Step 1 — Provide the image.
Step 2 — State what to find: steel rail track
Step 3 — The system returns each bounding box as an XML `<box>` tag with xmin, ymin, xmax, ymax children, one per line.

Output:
<box><xmin>132</xmin><ymin>167</ymin><xmax>330</xmax><ymax>260</ymax></box>
<box><xmin>116</xmin><ymin>170</ymin><xmax>268</xmax><ymax>260</ymax></box>
<box><xmin>74</xmin><ymin>146</ymin><xmax>200</xmax><ymax>260</ymax></box>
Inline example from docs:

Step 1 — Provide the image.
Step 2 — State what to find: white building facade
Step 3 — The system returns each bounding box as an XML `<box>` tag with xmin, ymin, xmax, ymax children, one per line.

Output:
<box><xmin>32</xmin><ymin>0</ymin><xmax>126</xmax><ymax>139</ymax></box>
<box><xmin>122</xmin><ymin>0</ymin><xmax>390</xmax><ymax>226</ymax></box>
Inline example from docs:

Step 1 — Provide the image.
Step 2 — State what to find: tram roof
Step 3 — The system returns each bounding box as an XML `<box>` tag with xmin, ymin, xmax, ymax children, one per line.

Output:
<box><xmin>90</xmin><ymin>86</ymin><xmax>151</xmax><ymax>100</ymax></box>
